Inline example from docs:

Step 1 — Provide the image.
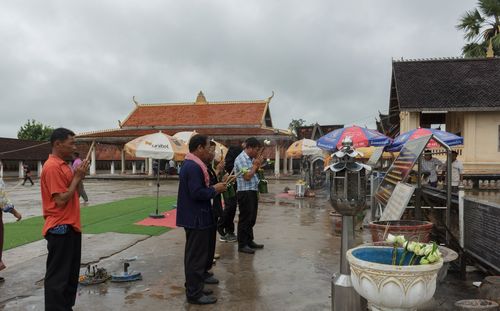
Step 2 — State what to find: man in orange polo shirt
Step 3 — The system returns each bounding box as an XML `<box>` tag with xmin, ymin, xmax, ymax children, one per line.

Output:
<box><xmin>41</xmin><ymin>128</ymin><xmax>89</xmax><ymax>311</ymax></box>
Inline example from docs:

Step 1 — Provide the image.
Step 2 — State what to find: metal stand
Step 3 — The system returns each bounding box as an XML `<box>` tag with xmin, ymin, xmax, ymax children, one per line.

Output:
<box><xmin>332</xmin><ymin>215</ymin><xmax>364</xmax><ymax>311</ymax></box>
<box><xmin>150</xmin><ymin>169</ymin><xmax>165</xmax><ymax>219</ymax></box>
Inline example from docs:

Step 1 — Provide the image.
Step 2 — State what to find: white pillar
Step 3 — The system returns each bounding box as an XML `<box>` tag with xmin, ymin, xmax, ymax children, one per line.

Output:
<box><xmin>458</xmin><ymin>187</ymin><xmax>465</xmax><ymax>248</ymax></box>
<box><xmin>121</xmin><ymin>149</ymin><xmax>125</xmax><ymax>174</ymax></box>
<box><xmin>0</xmin><ymin>160</ymin><xmax>3</xmax><ymax>179</ymax></box>
<box><xmin>110</xmin><ymin>161</ymin><xmax>115</xmax><ymax>175</ymax></box>
<box><xmin>283</xmin><ymin>156</ymin><xmax>288</xmax><ymax>175</ymax></box>
<box><xmin>132</xmin><ymin>162</ymin><xmax>137</xmax><ymax>174</ymax></box>
<box><xmin>19</xmin><ymin>161</ymin><xmax>24</xmax><ymax>178</ymax></box>
<box><xmin>37</xmin><ymin>161</ymin><xmax>43</xmax><ymax>177</ymax></box>
<box><xmin>274</xmin><ymin>145</ymin><xmax>280</xmax><ymax>178</ymax></box>
<box><xmin>289</xmin><ymin>157</ymin><xmax>293</xmax><ymax>174</ymax></box>
<box><xmin>90</xmin><ymin>147</ymin><xmax>96</xmax><ymax>175</ymax></box>
<box><xmin>148</xmin><ymin>158</ymin><xmax>153</xmax><ymax>176</ymax></box>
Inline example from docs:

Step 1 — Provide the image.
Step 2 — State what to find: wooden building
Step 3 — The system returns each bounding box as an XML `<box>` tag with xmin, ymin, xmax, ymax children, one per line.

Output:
<box><xmin>380</xmin><ymin>57</ymin><xmax>500</xmax><ymax>174</ymax></box>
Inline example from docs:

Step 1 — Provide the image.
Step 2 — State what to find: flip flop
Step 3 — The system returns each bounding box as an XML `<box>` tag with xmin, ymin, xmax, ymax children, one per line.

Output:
<box><xmin>0</xmin><ymin>277</ymin><xmax>5</xmax><ymax>283</ymax></box>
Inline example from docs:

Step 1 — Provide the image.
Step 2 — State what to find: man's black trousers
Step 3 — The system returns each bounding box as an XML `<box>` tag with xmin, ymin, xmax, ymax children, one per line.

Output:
<box><xmin>184</xmin><ymin>227</ymin><xmax>211</xmax><ymax>300</ymax></box>
<box><xmin>221</xmin><ymin>194</ymin><xmax>237</xmax><ymax>234</ymax></box>
<box><xmin>44</xmin><ymin>228</ymin><xmax>81</xmax><ymax>311</ymax></box>
<box><xmin>237</xmin><ymin>190</ymin><xmax>258</xmax><ymax>248</ymax></box>
<box><xmin>205</xmin><ymin>226</ymin><xmax>216</xmax><ymax>275</ymax></box>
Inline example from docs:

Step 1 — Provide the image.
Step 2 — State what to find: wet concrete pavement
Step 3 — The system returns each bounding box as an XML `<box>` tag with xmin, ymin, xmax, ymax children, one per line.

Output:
<box><xmin>0</xmin><ymin>179</ymin><xmax>485</xmax><ymax>310</ymax></box>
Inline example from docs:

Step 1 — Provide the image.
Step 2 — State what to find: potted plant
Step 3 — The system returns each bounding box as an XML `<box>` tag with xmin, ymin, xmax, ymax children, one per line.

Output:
<box><xmin>346</xmin><ymin>234</ymin><xmax>443</xmax><ymax>311</ymax></box>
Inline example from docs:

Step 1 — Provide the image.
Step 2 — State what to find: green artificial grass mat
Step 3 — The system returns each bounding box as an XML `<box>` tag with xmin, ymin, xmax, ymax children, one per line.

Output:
<box><xmin>2</xmin><ymin>196</ymin><xmax>176</xmax><ymax>250</ymax></box>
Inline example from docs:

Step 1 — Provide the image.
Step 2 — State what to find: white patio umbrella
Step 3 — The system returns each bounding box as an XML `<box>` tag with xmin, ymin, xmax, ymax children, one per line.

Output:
<box><xmin>124</xmin><ymin>131</ymin><xmax>188</xmax><ymax>218</ymax></box>
<box><xmin>173</xmin><ymin>131</ymin><xmax>228</xmax><ymax>162</ymax></box>
<box><xmin>286</xmin><ymin>139</ymin><xmax>323</xmax><ymax>158</ymax></box>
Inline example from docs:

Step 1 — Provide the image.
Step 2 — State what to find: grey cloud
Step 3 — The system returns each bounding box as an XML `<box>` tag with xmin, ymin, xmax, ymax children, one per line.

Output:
<box><xmin>0</xmin><ymin>0</ymin><xmax>475</xmax><ymax>137</ymax></box>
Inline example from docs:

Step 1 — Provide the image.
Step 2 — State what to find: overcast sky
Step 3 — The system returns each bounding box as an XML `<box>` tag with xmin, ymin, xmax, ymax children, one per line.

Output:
<box><xmin>0</xmin><ymin>0</ymin><xmax>476</xmax><ymax>138</ymax></box>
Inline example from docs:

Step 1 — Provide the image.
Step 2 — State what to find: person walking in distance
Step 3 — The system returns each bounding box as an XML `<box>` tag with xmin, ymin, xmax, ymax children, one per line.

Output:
<box><xmin>234</xmin><ymin>137</ymin><xmax>265</xmax><ymax>254</ymax></box>
<box><xmin>41</xmin><ymin>128</ymin><xmax>90</xmax><ymax>311</ymax></box>
<box><xmin>22</xmin><ymin>164</ymin><xmax>34</xmax><ymax>186</ymax></box>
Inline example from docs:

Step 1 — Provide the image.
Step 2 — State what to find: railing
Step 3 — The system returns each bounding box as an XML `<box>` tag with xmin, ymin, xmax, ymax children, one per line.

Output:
<box><xmin>462</xmin><ymin>196</ymin><xmax>500</xmax><ymax>273</ymax></box>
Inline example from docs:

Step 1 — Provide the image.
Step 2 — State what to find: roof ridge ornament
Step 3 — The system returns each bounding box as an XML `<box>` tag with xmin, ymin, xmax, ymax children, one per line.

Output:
<box><xmin>267</xmin><ymin>91</ymin><xmax>275</xmax><ymax>103</ymax></box>
<box><xmin>132</xmin><ymin>96</ymin><xmax>139</xmax><ymax>106</ymax></box>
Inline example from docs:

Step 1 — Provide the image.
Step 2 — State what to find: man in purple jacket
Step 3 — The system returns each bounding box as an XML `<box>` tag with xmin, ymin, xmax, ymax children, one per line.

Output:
<box><xmin>176</xmin><ymin>135</ymin><xmax>226</xmax><ymax>305</ymax></box>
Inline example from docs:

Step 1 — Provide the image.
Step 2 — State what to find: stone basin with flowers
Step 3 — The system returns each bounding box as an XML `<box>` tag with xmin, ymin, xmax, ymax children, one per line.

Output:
<box><xmin>346</xmin><ymin>245</ymin><xmax>443</xmax><ymax>311</ymax></box>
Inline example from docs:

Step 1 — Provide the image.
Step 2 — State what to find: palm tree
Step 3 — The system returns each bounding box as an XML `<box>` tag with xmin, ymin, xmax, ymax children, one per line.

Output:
<box><xmin>457</xmin><ymin>0</ymin><xmax>500</xmax><ymax>57</ymax></box>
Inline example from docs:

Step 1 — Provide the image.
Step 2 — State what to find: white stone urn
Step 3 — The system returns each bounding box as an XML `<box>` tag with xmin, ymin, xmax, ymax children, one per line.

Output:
<box><xmin>346</xmin><ymin>246</ymin><xmax>443</xmax><ymax>311</ymax></box>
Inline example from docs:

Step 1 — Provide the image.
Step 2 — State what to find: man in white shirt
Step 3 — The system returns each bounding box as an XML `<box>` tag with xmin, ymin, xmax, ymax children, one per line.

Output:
<box><xmin>449</xmin><ymin>151</ymin><xmax>463</xmax><ymax>192</ymax></box>
<box><xmin>421</xmin><ymin>150</ymin><xmax>443</xmax><ymax>187</ymax></box>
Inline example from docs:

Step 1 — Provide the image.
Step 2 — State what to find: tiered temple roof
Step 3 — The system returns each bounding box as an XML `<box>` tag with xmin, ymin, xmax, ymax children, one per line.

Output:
<box><xmin>77</xmin><ymin>92</ymin><xmax>292</xmax><ymax>160</ymax></box>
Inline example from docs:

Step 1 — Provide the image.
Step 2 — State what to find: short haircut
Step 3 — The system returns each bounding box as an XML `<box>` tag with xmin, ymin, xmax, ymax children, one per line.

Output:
<box><xmin>244</xmin><ymin>137</ymin><xmax>261</xmax><ymax>149</ymax></box>
<box><xmin>189</xmin><ymin>134</ymin><xmax>208</xmax><ymax>152</ymax></box>
<box><xmin>50</xmin><ymin>128</ymin><xmax>75</xmax><ymax>146</ymax></box>
<box><xmin>452</xmin><ymin>150</ymin><xmax>458</xmax><ymax>155</ymax></box>
<box><xmin>73</xmin><ymin>152</ymin><xmax>80</xmax><ymax>157</ymax></box>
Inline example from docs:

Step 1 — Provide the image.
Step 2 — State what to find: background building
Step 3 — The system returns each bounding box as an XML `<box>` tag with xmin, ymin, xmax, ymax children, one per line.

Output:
<box><xmin>77</xmin><ymin>91</ymin><xmax>293</xmax><ymax>176</ymax></box>
<box><xmin>381</xmin><ymin>57</ymin><xmax>500</xmax><ymax>175</ymax></box>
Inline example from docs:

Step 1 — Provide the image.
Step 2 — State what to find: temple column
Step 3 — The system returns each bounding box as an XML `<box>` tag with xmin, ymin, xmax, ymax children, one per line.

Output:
<box><xmin>110</xmin><ymin>161</ymin><xmax>115</xmax><ymax>175</ymax></box>
<box><xmin>274</xmin><ymin>145</ymin><xmax>280</xmax><ymax>178</ymax></box>
<box><xmin>18</xmin><ymin>161</ymin><xmax>24</xmax><ymax>178</ymax></box>
<box><xmin>132</xmin><ymin>162</ymin><xmax>137</xmax><ymax>174</ymax></box>
<box><xmin>0</xmin><ymin>160</ymin><xmax>3</xmax><ymax>179</ymax></box>
<box><xmin>148</xmin><ymin>158</ymin><xmax>153</xmax><ymax>176</ymax></box>
<box><xmin>121</xmin><ymin>148</ymin><xmax>126</xmax><ymax>174</ymax></box>
<box><xmin>90</xmin><ymin>148</ymin><xmax>96</xmax><ymax>175</ymax></box>
<box><xmin>283</xmin><ymin>155</ymin><xmax>288</xmax><ymax>175</ymax></box>
<box><xmin>37</xmin><ymin>161</ymin><xmax>43</xmax><ymax>177</ymax></box>
<box><xmin>289</xmin><ymin>157</ymin><xmax>293</xmax><ymax>174</ymax></box>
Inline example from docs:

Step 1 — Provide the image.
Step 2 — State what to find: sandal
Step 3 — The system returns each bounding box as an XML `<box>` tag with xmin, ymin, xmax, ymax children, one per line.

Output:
<box><xmin>0</xmin><ymin>277</ymin><xmax>5</xmax><ymax>283</ymax></box>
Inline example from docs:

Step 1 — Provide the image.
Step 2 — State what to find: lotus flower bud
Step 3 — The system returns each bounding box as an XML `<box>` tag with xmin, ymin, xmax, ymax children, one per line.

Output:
<box><xmin>420</xmin><ymin>258</ymin><xmax>429</xmax><ymax>265</ymax></box>
<box><xmin>386</xmin><ymin>234</ymin><xmax>396</xmax><ymax>244</ymax></box>
<box><xmin>413</xmin><ymin>244</ymin><xmax>421</xmax><ymax>254</ymax></box>
<box><xmin>396</xmin><ymin>235</ymin><xmax>406</xmax><ymax>246</ymax></box>
<box><xmin>423</xmin><ymin>244</ymin><xmax>433</xmax><ymax>256</ymax></box>
<box><xmin>427</xmin><ymin>253</ymin><xmax>438</xmax><ymax>263</ymax></box>
<box><xmin>407</xmin><ymin>242</ymin><xmax>417</xmax><ymax>252</ymax></box>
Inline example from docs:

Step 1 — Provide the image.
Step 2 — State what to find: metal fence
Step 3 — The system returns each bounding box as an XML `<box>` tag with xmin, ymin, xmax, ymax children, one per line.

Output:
<box><xmin>463</xmin><ymin>197</ymin><xmax>500</xmax><ymax>273</ymax></box>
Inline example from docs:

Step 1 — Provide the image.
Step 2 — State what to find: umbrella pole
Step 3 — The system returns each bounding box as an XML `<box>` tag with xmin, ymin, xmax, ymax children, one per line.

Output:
<box><xmin>150</xmin><ymin>161</ymin><xmax>165</xmax><ymax>219</ymax></box>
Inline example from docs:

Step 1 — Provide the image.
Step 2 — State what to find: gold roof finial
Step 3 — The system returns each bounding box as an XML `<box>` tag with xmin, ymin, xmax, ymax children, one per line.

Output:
<box><xmin>195</xmin><ymin>91</ymin><xmax>207</xmax><ymax>105</ymax></box>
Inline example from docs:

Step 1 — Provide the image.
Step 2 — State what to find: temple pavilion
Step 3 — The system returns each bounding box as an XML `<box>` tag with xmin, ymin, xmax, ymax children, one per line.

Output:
<box><xmin>77</xmin><ymin>91</ymin><xmax>293</xmax><ymax>176</ymax></box>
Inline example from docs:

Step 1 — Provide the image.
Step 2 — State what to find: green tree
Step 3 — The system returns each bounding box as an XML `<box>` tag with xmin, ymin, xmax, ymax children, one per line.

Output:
<box><xmin>457</xmin><ymin>0</ymin><xmax>500</xmax><ymax>57</ymax></box>
<box><xmin>17</xmin><ymin>119</ymin><xmax>54</xmax><ymax>141</ymax></box>
<box><xmin>288</xmin><ymin>118</ymin><xmax>307</xmax><ymax>137</ymax></box>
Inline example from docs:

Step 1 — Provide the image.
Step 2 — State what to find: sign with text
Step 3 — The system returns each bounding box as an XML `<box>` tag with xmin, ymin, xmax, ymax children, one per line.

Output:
<box><xmin>380</xmin><ymin>182</ymin><xmax>416</xmax><ymax>221</ymax></box>
<box><xmin>366</xmin><ymin>147</ymin><xmax>385</xmax><ymax>168</ymax></box>
<box><xmin>375</xmin><ymin>135</ymin><xmax>431</xmax><ymax>206</ymax></box>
